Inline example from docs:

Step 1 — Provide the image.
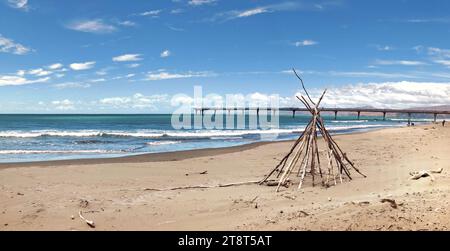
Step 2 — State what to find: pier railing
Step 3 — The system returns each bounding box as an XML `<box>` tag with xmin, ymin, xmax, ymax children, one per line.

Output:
<box><xmin>194</xmin><ymin>107</ymin><xmax>450</xmax><ymax>122</ymax></box>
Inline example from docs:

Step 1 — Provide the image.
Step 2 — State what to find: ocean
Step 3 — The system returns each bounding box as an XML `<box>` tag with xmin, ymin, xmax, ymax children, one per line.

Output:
<box><xmin>0</xmin><ymin>113</ymin><xmax>420</xmax><ymax>163</ymax></box>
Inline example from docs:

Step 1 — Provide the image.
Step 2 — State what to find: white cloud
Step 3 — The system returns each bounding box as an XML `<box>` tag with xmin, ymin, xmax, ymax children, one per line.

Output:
<box><xmin>0</xmin><ymin>75</ymin><xmax>50</xmax><ymax>87</ymax></box>
<box><xmin>284</xmin><ymin>69</ymin><xmax>420</xmax><ymax>79</ymax></box>
<box><xmin>413</xmin><ymin>45</ymin><xmax>424</xmax><ymax>53</ymax></box>
<box><xmin>434</xmin><ymin>60</ymin><xmax>450</xmax><ymax>67</ymax></box>
<box><xmin>99</xmin><ymin>93</ymin><xmax>169</xmax><ymax>110</ymax></box>
<box><xmin>160</xmin><ymin>50</ymin><xmax>171</xmax><ymax>58</ymax></box>
<box><xmin>90</xmin><ymin>78</ymin><xmax>106</xmax><ymax>83</ymax></box>
<box><xmin>7</xmin><ymin>0</ymin><xmax>28</xmax><ymax>10</ymax></box>
<box><xmin>0</xmin><ymin>34</ymin><xmax>32</xmax><ymax>55</ymax></box>
<box><xmin>99</xmin><ymin>97</ymin><xmax>131</xmax><ymax>106</ymax></box>
<box><xmin>237</xmin><ymin>7</ymin><xmax>269</xmax><ymax>18</ymax></box>
<box><xmin>127</xmin><ymin>63</ymin><xmax>140</xmax><ymax>68</ymax></box>
<box><xmin>66</xmin><ymin>19</ymin><xmax>117</xmax><ymax>34</ymax></box>
<box><xmin>70</xmin><ymin>61</ymin><xmax>96</xmax><ymax>71</ymax></box>
<box><xmin>137</xmin><ymin>10</ymin><xmax>162</xmax><ymax>17</ymax></box>
<box><xmin>374</xmin><ymin>59</ymin><xmax>427</xmax><ymax>66</ymax></box>
<box><xmin>295</xmin><ymin>40</ymin><xmax>318</xmax><ymax>47</ymax></box>
<box><xmin>146</xmin><ymin>71</ymin><xmax>214</xmax><ymax>81</ymax></box>
<box><xmin>96</xmin><ymin>68</ymin><xmax>110</xmax><ymax>76</ymax></box>
<box><xmin>188</xmin><ymin>0</ymin><xmax>217</xmax><ymax>6</ymax></box>
<box><xmin>113</xmin><ymin>54</ymin><xmax>142</xmax><ymax>62</ymax></box>
<box><xmin>112</xmin><ymin>73</ymin><xmax>136</xmax><ymax>80</ymax></box>
<box><xmin>166</xmin><ymin>24</ymin><xmax>185</xmax><ymax>32</ymax></box>
<box><xmin>28</xmin><ymin>68</ymin><xmax>52</xmax><ymax>76</ymax></box>
<box><xmin>376</xmin><ymin>45</ymin><xmax>393</xmax><ymax>51</ymax></box>
<box><xmin>427</xmin><ymin>47</ymin><xmax>450</xmax><ymax>68</ymax></box>
<box><xmin>117</xmin><ymin>20</ymin><xmax>136</xmax><ymax>27</ymax></box>
<box><xmin>51</xmin><ymin>99</ymin><xmax>75</xmax><ymax>110</ymax></box>
<box><xmin>428</xmin><ymin>47</ymin><xmax>450</xmax><ymax>58</ymax></box>
<box><xmin>48</xmin><ymin>63</ymin><xmax>63</xmax><ymax>70</ymax></box>
<box><xmin>328</xmin><ymin>71</ymin><xmax>418</xmax><ymax>79</ymax></box>
<box><xmin>171</xmin><ymin>95</ymin><xmax>194</xmax><ymax>106</ymax></box>
<box><xmin>210</xmin><ymin>2</ymin><xmax>305</xmax><ymax>22</ymax></box>
<box><xmin>53</xmin><ymin>82</ymin><xmax>91</xmax><ymax>89</ymax></box>
<box><xmin>405</xmin><ymin>18</ymin><xmax>450</xmax><ymax>24</ymax></box>
<box><xmin>170</xmin><ymin>9</ymin><xmax>184</xmax><ymax>14</ymax></box>
<box><xmin>313</xmin><ymin>81</ymin><xmax>450</xmax><ymax>108</ymax></box>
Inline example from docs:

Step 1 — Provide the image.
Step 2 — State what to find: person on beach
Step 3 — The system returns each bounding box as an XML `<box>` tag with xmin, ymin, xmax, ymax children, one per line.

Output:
<box><xmin>443</xmin><ymin>120</ymin><xmax>446</xmax><ymax>127</ymax></box>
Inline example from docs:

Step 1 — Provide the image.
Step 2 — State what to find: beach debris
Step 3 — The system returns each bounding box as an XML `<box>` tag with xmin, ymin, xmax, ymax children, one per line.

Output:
<box><xmin>297</xmin><ymin>210</ymin><xmax>309</xmax><ymax>217</ymax></box>
<box><xmin>78</xmin><ymin>211</ymin><xmax>95</xmax><ymax>228</ymax></box>
<box><xmin>185</xmin><ymin>170</ymin><xmax>208</xmax><ymax>176</ymax></box>
<box><xmin>260</xmin><ymin>69</ymin><xmax>366</xmax><ymax>192</ymax></box>
<box><xmin>410</xmin><ymin>168</ymin><xmax>443</xmax><ymax>181</ymax></box>
<box><xmin>71</xmin><ymin>215</ymin><xmax>75</xmax><ymax>220</ymax></box>
<box><xmin>380</xmin><ymin>198</ymin><xmax>399</xmax><ymax>209</ymax></box>
<box><xmin>264</xmin><ymin>179</ymin><xmax>291</xmax><ymax>188</ymax></box>
<box><xmin>79</xmin><ymin>199</ymin><xmax>89</xmax><ymax>208</ymax></box>
<box><xmin>143</xmin><ymin>180</ymin><xmax>262</xmax><ymax>192</ymax></box>
<box><xmin>284</xmin><ymin>195</ymin><xmax>296</xmax><ymax>200</ymax></box>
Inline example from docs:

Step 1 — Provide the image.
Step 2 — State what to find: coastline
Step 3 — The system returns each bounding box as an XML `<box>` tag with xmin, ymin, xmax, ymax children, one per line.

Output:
<box><xmin>0</xmin><ymin>141</ymin><xmax>274</xmax><ymax>169</ymax></box>
<box><xmin>0</xmin><ymin>125</ymin><xmax>403</xmax><ymax>169</ymax></box>
<box><xmin>1</xmin><ymin>124</ymin><xmax>449</xmax><ymax>230</ymax></box>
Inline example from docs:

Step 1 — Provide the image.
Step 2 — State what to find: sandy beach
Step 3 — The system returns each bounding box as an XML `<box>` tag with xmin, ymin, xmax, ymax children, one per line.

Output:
<box><xmin>0</xmin><ymin>124</ymin><xmax>449</xmax><ymax>231</ymax></box>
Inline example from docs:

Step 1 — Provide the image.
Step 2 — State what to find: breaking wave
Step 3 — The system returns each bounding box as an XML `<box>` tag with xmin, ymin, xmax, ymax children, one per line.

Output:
<box><xmin>0</xmin><ymin>124</ymin><xmax>400</xmax><ymax>140</ymax></box>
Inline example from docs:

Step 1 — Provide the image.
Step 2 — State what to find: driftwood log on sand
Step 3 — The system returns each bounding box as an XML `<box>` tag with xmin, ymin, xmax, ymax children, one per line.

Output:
<box><xmin>142</xmin><ymin>180</ymin><xmax>282</xmax><ymax>192</ymax></box>
<box><xmin>410</xmin><ymin>168</ymin><xmax>443</xmax><ymax>181</ymax></box>
<box><xmin>78</xmin><ymin>211</ymin><xmax>95</xmax><ymax>228</ymax></box>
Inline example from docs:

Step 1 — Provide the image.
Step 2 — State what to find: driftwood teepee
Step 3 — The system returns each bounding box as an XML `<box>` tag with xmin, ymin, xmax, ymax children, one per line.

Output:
<box><xmin>261</xmin><ymin>69</ymin><xmax>366</xmax><ymax>191</ymax></box>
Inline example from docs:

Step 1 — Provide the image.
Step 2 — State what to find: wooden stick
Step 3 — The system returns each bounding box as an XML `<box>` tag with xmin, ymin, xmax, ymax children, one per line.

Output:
<box><xmin>293</xmin><ymin>68</ymin><xmax>315</xmax><ymax>106</ymax></box>
<box><xmin>145</xmin><ymin>180</ymin><xmax>262</xmax><ymax>192</ymax></box>
<box><xmin>260</xmin><ymin>119</ymin><xmax>313</xmax><ymax>183</ymax></box>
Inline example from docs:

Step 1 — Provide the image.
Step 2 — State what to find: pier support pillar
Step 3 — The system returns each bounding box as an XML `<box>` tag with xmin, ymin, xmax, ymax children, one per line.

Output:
<box><xmin>292</xmin><ymin>110</ymin><xmax>296</xmax><ymax>118</ymax></box>
<box><xmin>434</xmin><ymin>113</ymin><xmax>437</xmax><ymax>123</ymax></box>
<box><xmin>357</xmin><ymin>111</ymin><xmax>361</xmax><ymax>120</ymax></box>
<box><xmin>256</xmin><ymin>108</ymin><xmax>259</xmax><ymax>117</ymax></box>
<box><xmin>383</xmin><ymin>112</ymin><xmax>386</xmax><ymax>121</ymax></box>
<box><xmin>408</xmin><ymin>113</ymin><xmax>411</xmax><ymax>125</ymax></box>
<box><xmin>334</xmin><ymin>111</ymin><xmax>338</xmax><ymax>120</ymax></box>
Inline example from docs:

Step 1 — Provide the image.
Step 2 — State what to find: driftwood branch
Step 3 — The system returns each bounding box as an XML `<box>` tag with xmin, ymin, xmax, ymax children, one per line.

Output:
<box><xmin>143</xmin><ymin>180</ymin><xmax>282</xmax><ymax>192</ymax></box>
<box><xmin>78</xmin><ymin>211</ymin><xmax>95</xmax><ymax>228</ymax></box>
<box><xmin>293</xmin><ymin>68</ymin><xmax>315</xmax><ymax>106</ymax></box>
<box><xmin>409</xmin><ymin>168</ymin><xmax>443</xmax><ymax>181</ymax></box>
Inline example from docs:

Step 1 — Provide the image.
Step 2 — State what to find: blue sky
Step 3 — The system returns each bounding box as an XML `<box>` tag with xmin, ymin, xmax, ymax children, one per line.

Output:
<box><xmin>1</xmin><ymin>0</ymin><xmax>450</xmax><ymax>113</ymax></box>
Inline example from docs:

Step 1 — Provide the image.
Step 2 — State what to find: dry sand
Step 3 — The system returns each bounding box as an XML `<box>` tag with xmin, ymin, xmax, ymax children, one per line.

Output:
<box><xmin>0</xmin><ymin>124</ymin><xmax>449</xmax><ymax>231</ymax></box>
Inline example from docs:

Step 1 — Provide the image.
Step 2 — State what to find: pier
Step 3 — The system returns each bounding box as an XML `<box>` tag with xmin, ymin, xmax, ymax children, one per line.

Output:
<box><xmin>194</xmin><ymin>107</ymin><xmax>450</xmax><ymax>123</ymax></box>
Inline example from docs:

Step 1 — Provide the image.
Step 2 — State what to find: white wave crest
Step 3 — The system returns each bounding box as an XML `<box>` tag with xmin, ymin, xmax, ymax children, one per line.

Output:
<box><xmin>0</xmin><ymin>149</ymin><xmax>122</xmax><ymax>155</ymax></box>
